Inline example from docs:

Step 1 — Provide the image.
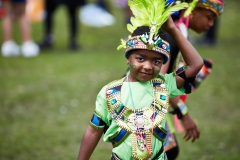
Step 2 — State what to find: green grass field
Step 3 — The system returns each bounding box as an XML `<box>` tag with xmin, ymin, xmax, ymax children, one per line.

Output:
<box><xmin>1</xmin><ymin>0</ymin><xmax>240</xmax><ymax>160</ymax></box>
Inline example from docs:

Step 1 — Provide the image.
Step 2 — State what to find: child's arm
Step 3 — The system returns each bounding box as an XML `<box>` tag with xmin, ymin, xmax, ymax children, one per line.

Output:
<box><xmin>78</xmin><ymin>125</ymin><xmax>104</xmax><ymax>160</ymax></box>
<box><xmin>162</xmin><ymin>17</ymin><xmax>203</xmax><ymax>88</ymax></box>
<box><xmin>169</xmin><ymin>97</ymin><xmax>200</xmax><ymax>142</ymax></box>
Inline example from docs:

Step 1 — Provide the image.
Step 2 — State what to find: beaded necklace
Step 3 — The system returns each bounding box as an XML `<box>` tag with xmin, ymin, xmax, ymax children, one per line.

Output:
<box><xmin>127</xmin><ymin>74</ymin><xmax>156</xmax><ymax>157</ymax></box>
<box><xmin>106</xmin><ymin>75</ymin><xmax>169</xmax><ymax>159</ymax></box>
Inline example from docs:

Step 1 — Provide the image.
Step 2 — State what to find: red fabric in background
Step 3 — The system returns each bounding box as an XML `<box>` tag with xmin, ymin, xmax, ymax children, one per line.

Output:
<box><xmin>0</xmin><ymin>0</ymin><xmax>6</xmax><ymax>18</ymax></box>
<box><xmin>0</xmin><ymin>8</ymin><xmax>5</xmax><ymax>18</ymax></box>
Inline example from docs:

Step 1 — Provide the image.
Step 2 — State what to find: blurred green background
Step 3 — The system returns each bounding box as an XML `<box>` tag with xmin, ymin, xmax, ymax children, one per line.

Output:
<box><xmin>0</xmin><ymin>0</ymin><xmax>240</xmax><ymax>159</ymax></box>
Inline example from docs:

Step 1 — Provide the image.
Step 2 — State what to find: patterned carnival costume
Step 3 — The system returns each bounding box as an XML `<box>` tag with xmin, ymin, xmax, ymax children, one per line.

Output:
<box><xmin>89</xmin><ymin>0</ymin><xmax>191</xmax><ymax>159</ymax></box>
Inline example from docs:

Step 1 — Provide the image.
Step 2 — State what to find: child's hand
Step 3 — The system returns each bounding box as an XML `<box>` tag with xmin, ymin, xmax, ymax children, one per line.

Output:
<box><xmin>181</xmin><ymin>113</ymin><xmax>200</xmax><ymax>142</ymax></box>
<box><xmin>162</xmin><ymin>16</ymin><xmax>176</xmax><ymax>33</ymax></box>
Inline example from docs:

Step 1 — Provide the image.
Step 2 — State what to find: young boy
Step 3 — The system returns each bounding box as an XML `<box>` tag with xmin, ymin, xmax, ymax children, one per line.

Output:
<box><xmin>78</xmin><ymin>1</ymin><xmax>203</xmax><ymax>159</ymax></box>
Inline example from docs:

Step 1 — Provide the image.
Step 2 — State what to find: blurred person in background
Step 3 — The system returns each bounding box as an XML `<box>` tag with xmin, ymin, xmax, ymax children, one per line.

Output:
<box><xmin>196</xmin><ymin>18</ymin><xmax>219</xmax><ymax>46</ymax></box>
<box><xmin>39</xmin><ymin>0</ymin><xmax>86</xmax><ymax>50</ymax></box>
<box><xmin>160</xmin><ymin>0</ymin><xmax>224</xmax><ymax>159</ymax></box>
<box><xmin>1</xmin><ymin>0</ymin><xmax>39</xmax><ymax>57</ymax></box>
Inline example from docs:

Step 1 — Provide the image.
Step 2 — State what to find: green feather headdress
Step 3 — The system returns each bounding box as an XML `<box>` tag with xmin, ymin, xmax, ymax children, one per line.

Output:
<box><xmin>127</xmin><ymin>0</ymin><xmax>188</xmax><ymax>35</ymax></box>
<box><xmin>117</xmin><ymin>0</ymin><xmax>189</xmax><ymax>54</ymax></box>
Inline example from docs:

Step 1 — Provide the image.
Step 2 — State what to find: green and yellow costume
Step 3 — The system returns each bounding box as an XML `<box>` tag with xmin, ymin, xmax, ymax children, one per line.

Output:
<box><xmin>90</xmin><ymin>73</ymin><xmax>184</xmax><ymax>159</ymax></box>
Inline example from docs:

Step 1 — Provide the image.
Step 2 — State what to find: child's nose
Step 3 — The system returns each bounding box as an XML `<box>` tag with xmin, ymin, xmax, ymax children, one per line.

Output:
<box><xmin>143</xmin><ymin>61</ymin><xmax>152</xmax><ymax>70</ymax></box>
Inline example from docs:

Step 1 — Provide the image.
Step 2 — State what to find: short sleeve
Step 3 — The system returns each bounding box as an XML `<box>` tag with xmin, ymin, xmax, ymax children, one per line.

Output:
<box><xmin>159</xmin><ymin>73</ymin><xmax>184</xmax><ymax>98</ymax></box>
<box><xmin>94</xmin><ymin>86</ymin><xmax>111</xmax><ymax>126</ymax></box>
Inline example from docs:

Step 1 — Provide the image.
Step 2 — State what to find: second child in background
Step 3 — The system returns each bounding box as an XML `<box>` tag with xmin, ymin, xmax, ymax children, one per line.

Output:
<box><xmin>161</xmin><ymin>0</ymin><xmax>224</xmax><ymax>159</ymax></box>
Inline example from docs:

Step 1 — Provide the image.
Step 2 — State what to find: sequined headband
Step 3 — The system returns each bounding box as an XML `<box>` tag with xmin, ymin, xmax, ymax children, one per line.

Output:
<box><xmin>125</xmin><ymin>32</ymin><xmax>170</xmax><ymax>64</ymax></box>
<box><xmin>196</xmin><ymin>0</ymin><xmax>224</xmax><ymax>16</ymax></box>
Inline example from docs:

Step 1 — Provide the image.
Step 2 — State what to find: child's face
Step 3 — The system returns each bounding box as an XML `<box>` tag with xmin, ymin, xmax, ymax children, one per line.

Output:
<box><xmin>189</xmin><ymin>8</ymin><xmax>216</xmax><ymax>33</ymax></box>
<box><xmin>126</xmin><ymin>49</ymin><xmax>164</xmax><ymax>82</ymax></box>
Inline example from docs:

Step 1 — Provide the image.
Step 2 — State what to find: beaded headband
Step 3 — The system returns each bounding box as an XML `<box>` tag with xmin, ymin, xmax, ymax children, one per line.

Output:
<box><xmin>117</xmin><ymin>0</ymin><xmax>189</xmax><ymax>64</ymax></box>
<box><xmin>196</xmin><ymin>0</ymin><xmax>224</xmax><ymax>16</ymax></box>
<box><xmin>125</xmin><ymin>33</ymin><xmax>170</xmax><ymax>64</ymax></box>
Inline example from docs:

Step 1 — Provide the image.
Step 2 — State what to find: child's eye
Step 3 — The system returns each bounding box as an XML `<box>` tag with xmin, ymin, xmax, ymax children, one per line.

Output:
<box><xmin>153</xmin><ymin>60</ymin><xmax>162</xmax><ymax>65</ymax></box>
<box><xmin>136</xmin><ymin>57</ymin><xmax>144</xmax><ymax>61</ymax></box>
